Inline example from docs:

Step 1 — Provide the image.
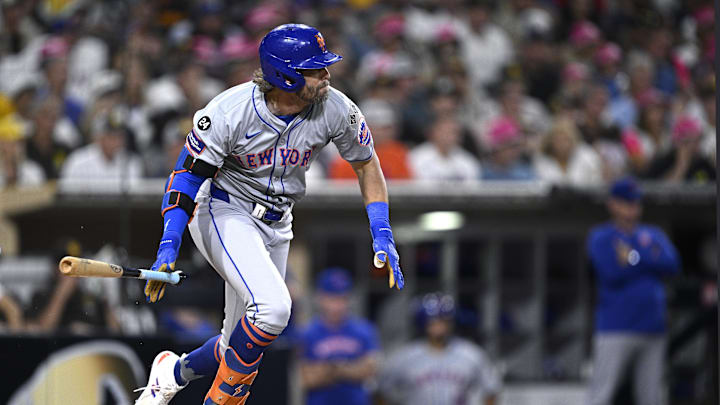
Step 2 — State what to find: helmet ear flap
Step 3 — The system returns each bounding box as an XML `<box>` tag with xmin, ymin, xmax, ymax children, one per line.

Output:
<box><xmin>260</xmin><ymin>53</ymin><xmax>306</xmax><ymax>92</ymax></box>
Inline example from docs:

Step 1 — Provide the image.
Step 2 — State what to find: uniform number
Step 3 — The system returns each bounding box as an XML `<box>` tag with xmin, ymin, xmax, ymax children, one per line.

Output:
<box><xmin>198</xmin><ymin>116</ymin><xmax>211</xmax><ymax>131</ymax></box>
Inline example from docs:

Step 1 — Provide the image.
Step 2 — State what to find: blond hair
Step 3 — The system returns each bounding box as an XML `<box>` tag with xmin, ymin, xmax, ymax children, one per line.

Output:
<box><xmin>542</xmin><ymin>116</ymin><xmax>580</xmax><ymax>156</ymax></box>
<box><xmin>252</xmin><ymin>68</ymin><xmax>274</xmax><ymax>93</ymax></box>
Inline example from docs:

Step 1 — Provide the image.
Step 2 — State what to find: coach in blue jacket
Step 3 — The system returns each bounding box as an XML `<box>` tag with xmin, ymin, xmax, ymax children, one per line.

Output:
<box><xmin>587</xmin><ymin>177</ymin><xmax>680</xmax><ymax>405</ymax></box>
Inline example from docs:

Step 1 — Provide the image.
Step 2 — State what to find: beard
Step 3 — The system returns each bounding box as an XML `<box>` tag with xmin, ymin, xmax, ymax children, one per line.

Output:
<box><xmin>297</xmin><ymin>81</ymin><xmax>330</xmax><ymax>104</ymax></box>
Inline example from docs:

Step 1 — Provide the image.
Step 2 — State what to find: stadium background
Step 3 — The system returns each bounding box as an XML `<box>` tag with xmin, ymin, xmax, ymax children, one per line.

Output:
<box><xmin>0</xmin><ymin>0</ymin><xmax>716</xmax><ymax>404</ymax></box>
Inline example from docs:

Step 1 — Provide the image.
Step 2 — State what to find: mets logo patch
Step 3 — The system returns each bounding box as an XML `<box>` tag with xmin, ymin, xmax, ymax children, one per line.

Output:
<box><xmin>315</xmin><ymin>33</ymin><xmax>326</xmax><ymax>52</ymax></box>
<box><xmin>186</xmin><ymin>130</ymin><xmax>206</xmax><ymax>155</ymax></box>
<box><xmin>357</xmin><ymin>121</ymin><xmax>372</xmax><ymax>146</ymax></box>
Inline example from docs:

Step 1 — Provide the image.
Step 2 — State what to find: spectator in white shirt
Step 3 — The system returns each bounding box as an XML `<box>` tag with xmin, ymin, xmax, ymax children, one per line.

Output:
<box><xmin>534</xmin><ymin>116</ymin><xmax>604</xmax><ymax>187</ymax></box>
<box><xmin>409</xmin><ymin>117</ymin><xmax>481</xmax><ymax>182</ymax></box>
<box><xmin>60</xmin><ymin>107</ymin><xmax>142</xmax><ymax>193</ymax></box>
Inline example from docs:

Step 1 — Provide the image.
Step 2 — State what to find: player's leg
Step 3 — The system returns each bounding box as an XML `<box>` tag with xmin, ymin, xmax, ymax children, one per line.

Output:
<box><xmin>632</xmin><ymin>335</ymin><xmax>666</xmax><ymax>405</ymax></box>
<box><xmin>135</xmin><ymin>195</ymin><xmax>224</xmax><ymax>404</ymax></box>
<box><xmin>201</xmin><ymin>198</ymin><xmax>292</xmax><ymax>404</ymax></box>
<box><xmin>587</xmin><ymin>333</ymin><xmax>637</xmax><ymax>405</ymax></box>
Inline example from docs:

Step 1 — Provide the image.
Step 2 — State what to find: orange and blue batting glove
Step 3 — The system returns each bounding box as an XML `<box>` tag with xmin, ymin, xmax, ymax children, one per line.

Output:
<box><xmin>367</xmin><ymin>202</ymin><xmax>404</xmax><ymax>290</ymax></box>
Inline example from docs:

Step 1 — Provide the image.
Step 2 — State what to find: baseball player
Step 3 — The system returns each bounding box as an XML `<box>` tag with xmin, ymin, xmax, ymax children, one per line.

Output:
<box><xmin>134</xmin><ymin>24</ymin><xmax>404</xmax><ymax>405</ymax></box>
<box><xmin>379</xmin><ymin>293</ymin><xmax>501</xmax><ymax>405</ymax></box>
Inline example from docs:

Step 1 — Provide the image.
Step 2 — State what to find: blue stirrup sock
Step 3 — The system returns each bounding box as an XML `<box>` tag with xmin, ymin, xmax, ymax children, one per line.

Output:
<box><xmin>174</xmin><ymin>334</ymin><xmax>223</xmax><ymax>385</ymax></box>
<box><xmin>229</xmin><ymin>315</ymin><xmax>278</xmax><ymax>364</ymax></box>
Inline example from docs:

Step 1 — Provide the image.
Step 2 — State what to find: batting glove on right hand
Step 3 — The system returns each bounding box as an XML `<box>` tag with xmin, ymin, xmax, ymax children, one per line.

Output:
<box><xmin>145</xmin><ymin>232</ymin><xmax>180</xmax><ymax>303</ymax></box>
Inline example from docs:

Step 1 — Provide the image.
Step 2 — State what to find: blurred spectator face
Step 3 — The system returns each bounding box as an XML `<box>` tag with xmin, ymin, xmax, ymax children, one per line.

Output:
<box><xmin>646</xmin><ymin>29</ymin><xmax>671</xmax><ymax>60</ymax></box>
<box><xmin>639</xmin><ymin>102</ymin><xmax>666</xmax><ymax>135</ymax></box>
<box><xmin>13</xmin><ymin>88</ymin><xmax>37</xmax><ymax>118</ymax></box>
<box><xmin>98</xmin><ymin>129</ymin><xmax>126</xmax><ymax>161</ymax></box>
<box><xmin>561</xmin><ymin>62</ymin><xmax>590</xmax><ymax>98</ymax></box>
<box><xmin>317</xmin><ymin>293</ymin><xmax>350</xmax><ymax>325</ymax></box>
<box><xmin>429</xmin><ymin>118</ymin><xmax>461</xmax><ymax>153</ymax></box>
<box><xmin>584</xmin><ymin>85</ymin><xmax>609</xmax><ymax>119</ymax></box>
<box><xmin>425</xmin><ymin>317</ymin><xmax>452</xmax><ymax>342</ymax></box>
<box><xmin>548</xmin><ymin>118</ymin><xmax>579</xmax><ymax>162</ymax></box>
<box><xmin>44</xmin><ymin>57</ymin><xmax>69</xmax><ymax>95</ymax></box>
<box><xmin>33</xmin><ymin>97</ymin><xmax>61</xmax><ymax>141</ymax></box>
<box><xmin>468</xmin><ymin>3</ymin><xmax>489</xmax><ymax>32</ymax></box>
<box><xmin>628</xmin><ymin>56</ymin><xmax>654</xmax><ymax>94</ymax></box>
<box><xmin>430</xmin><ymin>93</ymin><xmax>459</xmax><ymax>118</ymax></box>
<box><xmin>607</xmin><ymin>178</ymin><xmax>642</xmax><ymax>225</ymax></box>
<box><xmin>608</xmin><ymin>197</ymin><xmax>642</xmax><ymax>225</ymax></box>
<box><xmin>361</xmin><ymin>100</ymin><xmax>398</xmax><ymax>145</ymax></box>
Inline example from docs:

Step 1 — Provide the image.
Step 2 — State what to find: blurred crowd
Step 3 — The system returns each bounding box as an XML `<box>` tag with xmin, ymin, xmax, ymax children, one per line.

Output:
<box><xmin>0</xmin><ymin>0</ymin><xmax>715</xmax><ymax>191</ymax></box>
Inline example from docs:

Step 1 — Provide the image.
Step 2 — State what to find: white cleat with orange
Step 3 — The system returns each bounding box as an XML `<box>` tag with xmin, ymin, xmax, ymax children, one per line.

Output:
<box><xmin>135</xmin><ymin>351</ymin><xmax>187</xmax><ymax>405</ymax></box>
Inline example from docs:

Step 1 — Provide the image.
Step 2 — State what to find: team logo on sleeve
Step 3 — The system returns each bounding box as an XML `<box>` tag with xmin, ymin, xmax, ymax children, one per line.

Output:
<box><xmin>197</xmin><ymin>116</ymin><xmax>211</xmax><ymax>131</ymax></box>
<box><xmin>357</xmin><ymin>121</ymin><xmax>372</xmax><ymax>146</ymax></box>
<box><xmin>186</xmin><ymin>130</ymin><xmax>206</xmax><ymax>155</ymax></box>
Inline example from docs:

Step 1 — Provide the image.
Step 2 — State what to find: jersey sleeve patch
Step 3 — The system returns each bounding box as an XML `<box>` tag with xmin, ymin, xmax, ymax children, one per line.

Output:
<box><xmin>197</xmin><ymin>115</ymin><xmax>212</xmax><ymax>131</ymax></box>
<box><xmin>357</xmin><ymin>120</ymin><xmax>372</xmax><ymax>146</ymax></box>
<box><xmin>186</xmin><ymin>130</ymin><xmax>206</xmax><ymax>156</ymax></box>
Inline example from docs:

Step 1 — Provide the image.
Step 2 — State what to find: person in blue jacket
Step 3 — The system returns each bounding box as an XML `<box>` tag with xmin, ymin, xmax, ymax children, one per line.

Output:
<box><xmin>298</xmin><ymin>267</ymin><xmax>379</xmax><ymax>405</ymax></box>
<box><xmin>586</xmin><ymin>177</ymin><xmax>680</xmax><ymax>405</ymax></box>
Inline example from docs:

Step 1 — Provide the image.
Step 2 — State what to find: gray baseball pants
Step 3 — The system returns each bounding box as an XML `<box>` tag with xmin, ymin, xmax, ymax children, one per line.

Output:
<box><xmin>588</xmin><ymin>333</ymin><xmax>666</xmax><ymax>405</ymax></box>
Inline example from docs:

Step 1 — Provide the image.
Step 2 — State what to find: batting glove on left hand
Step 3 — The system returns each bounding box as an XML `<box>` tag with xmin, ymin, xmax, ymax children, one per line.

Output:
<box><xmin>372</xmin><ymin>236</ymin><xmax>404</xmax><ymax>290</ymax></box>
<box><xmin>145</xmin><ymin>231</ymin><xmax>181</xmax><ymax>303</ymax></box>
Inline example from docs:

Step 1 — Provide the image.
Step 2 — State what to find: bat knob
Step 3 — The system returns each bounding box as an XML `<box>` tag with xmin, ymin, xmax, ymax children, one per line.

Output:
<box><xmin>174</xmin><ymin>271</ymin><xmax>188</xmax><ymax>286</ymax></box>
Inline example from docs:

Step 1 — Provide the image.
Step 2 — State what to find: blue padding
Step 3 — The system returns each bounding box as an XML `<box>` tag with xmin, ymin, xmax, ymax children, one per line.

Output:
<box><xmin>224</xmin><ymin>347</ymin><xmax>261</xmax><ymax>375</ymax></box>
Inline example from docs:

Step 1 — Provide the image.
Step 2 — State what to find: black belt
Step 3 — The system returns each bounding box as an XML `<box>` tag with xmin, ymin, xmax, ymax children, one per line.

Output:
<box><xmin>210</xmin><ymin>183</ymin><xmax>284</xmax><ymax>222</ymax></box>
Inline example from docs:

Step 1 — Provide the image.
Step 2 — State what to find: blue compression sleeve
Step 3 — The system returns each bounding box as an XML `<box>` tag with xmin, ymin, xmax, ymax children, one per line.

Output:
<box><xmin>160</xmin><ymin>147</ymin><xmax>212</xmax><ymax>246</ymax></box>
<box><xmin>366</xmin><ymin>201</ymin><xmax>393</xmax><ymax>241</ymax></box>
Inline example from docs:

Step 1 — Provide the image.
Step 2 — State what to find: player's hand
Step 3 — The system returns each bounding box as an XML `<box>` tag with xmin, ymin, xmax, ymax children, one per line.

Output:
<box><xmin>144</xmin><ymin>247</ymin><xmax>177</xmax><ymax>303</ymax></box>
<box><xmin>372</xmin><ymin>236</ymin><xmax>404</xmax><ymax>290</ymax></box>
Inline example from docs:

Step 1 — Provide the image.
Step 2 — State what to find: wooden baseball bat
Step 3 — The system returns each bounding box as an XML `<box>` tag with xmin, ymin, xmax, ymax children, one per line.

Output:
<box><xmin>58</xmin><ymin>256</ymin><xmax>186</xmax><ymax>285</ymax></box>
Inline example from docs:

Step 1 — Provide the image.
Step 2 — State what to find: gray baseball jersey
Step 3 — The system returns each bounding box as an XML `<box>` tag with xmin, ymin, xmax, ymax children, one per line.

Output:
<box><xmin>380</xmin><ymin>338</ymin><xmax>501</xmax><ymax>405</ymax></box>
<box><xmin>187</xmin><ymin>82</ymin><xmax>374</xmax><ymax>212</ymax></box>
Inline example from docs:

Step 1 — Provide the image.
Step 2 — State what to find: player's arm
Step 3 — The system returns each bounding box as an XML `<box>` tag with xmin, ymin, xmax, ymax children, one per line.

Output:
<box><xmin>144</xmin><ymin>143</ymin><xmax>219</xmax><ymax>303</ymax></box>
<box><xmin>351</xmin><ymin>155</ymin><xmax>404</xmax><ymax>289</ymax></box>
<box><xmin>333</xmin><ymin>352</ymin><xmax>379</xmax><ymax>382</ymax></box>
<box><xmin>299</xmin><ymin>360</ymin><xmax>338</xmax><ymax>389</ymax></box>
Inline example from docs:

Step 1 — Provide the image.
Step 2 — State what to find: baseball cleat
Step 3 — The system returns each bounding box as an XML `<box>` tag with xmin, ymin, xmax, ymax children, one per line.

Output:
<box><xmin>135</xmin><ymin>351</ymin><xmax>187</xmax><ymax>405</ymax></box>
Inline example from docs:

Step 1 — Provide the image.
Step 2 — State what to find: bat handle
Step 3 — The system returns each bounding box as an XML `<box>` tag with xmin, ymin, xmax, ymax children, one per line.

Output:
<box><xmin>130</xmin><ymin>269</ymin><xmax>186</xmax><ymax>285</ymax></box>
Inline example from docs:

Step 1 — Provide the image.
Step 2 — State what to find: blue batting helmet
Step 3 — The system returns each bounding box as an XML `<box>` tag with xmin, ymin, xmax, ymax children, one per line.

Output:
<box><xmin>415</xmin><ymin>292</ymin><xmax>456</xmax><ymax>327</ymax></box>
<box><xmin>259</xmin><ymin>24</ymin><xmax>343</xmax><ymax>92</ymax></box>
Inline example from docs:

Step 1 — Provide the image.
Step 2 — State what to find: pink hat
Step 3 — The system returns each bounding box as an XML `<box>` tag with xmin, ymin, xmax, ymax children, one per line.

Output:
<box><xmin>434</xmin><ymin>23</ymin><xmax>458</xmax><ymax>43</ymax></box>
<box><xmin>192</xmin><ymin>36</ymin><xmax>217</xmax><ymax>64</ymax></box>
<box><xmin>694</xmin><ymin>5</ymin><xmax>714</xmax><ymax>28</ymax></box>
<box><xmin>672</xmin><ymin>116</ymin><xmax>702</xmax><ymax>142</ymax></box>
<box><xmin>42</xmin><ymin>36</ymin><xmax>69</xmax><ymax>60</ymax></box>
<box><xmin>562</xmin><ymin>62</ymin><xmax>589</xmax><ymax>81</ymax></box>
<box><xmin>245</xmin><ymin>3</ymin><xmax>285</xmax><ymax>32</ymax></box>
<box><xmin>375</xmin><ymin>14</ymin><xmax>405</xmax><ymax>38</ymax></box>
<box><xmin>487</xmin><ymin>116</ymin><xmax>521</xmax><ymax>149</ymax></box>
<box><xmin>595</xmin><ymin>42</ymin><xmax>622</xmax><ymax>65</ymax></box>
<box><xmin>221</xmin><ymin>34</ymin><xmax>257</xmax><ymax>61</ymax></box>
<box><xmin>570</xmin><ymin>21</ymin><xmax>600</xmax><ymax>47</ymax></box>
